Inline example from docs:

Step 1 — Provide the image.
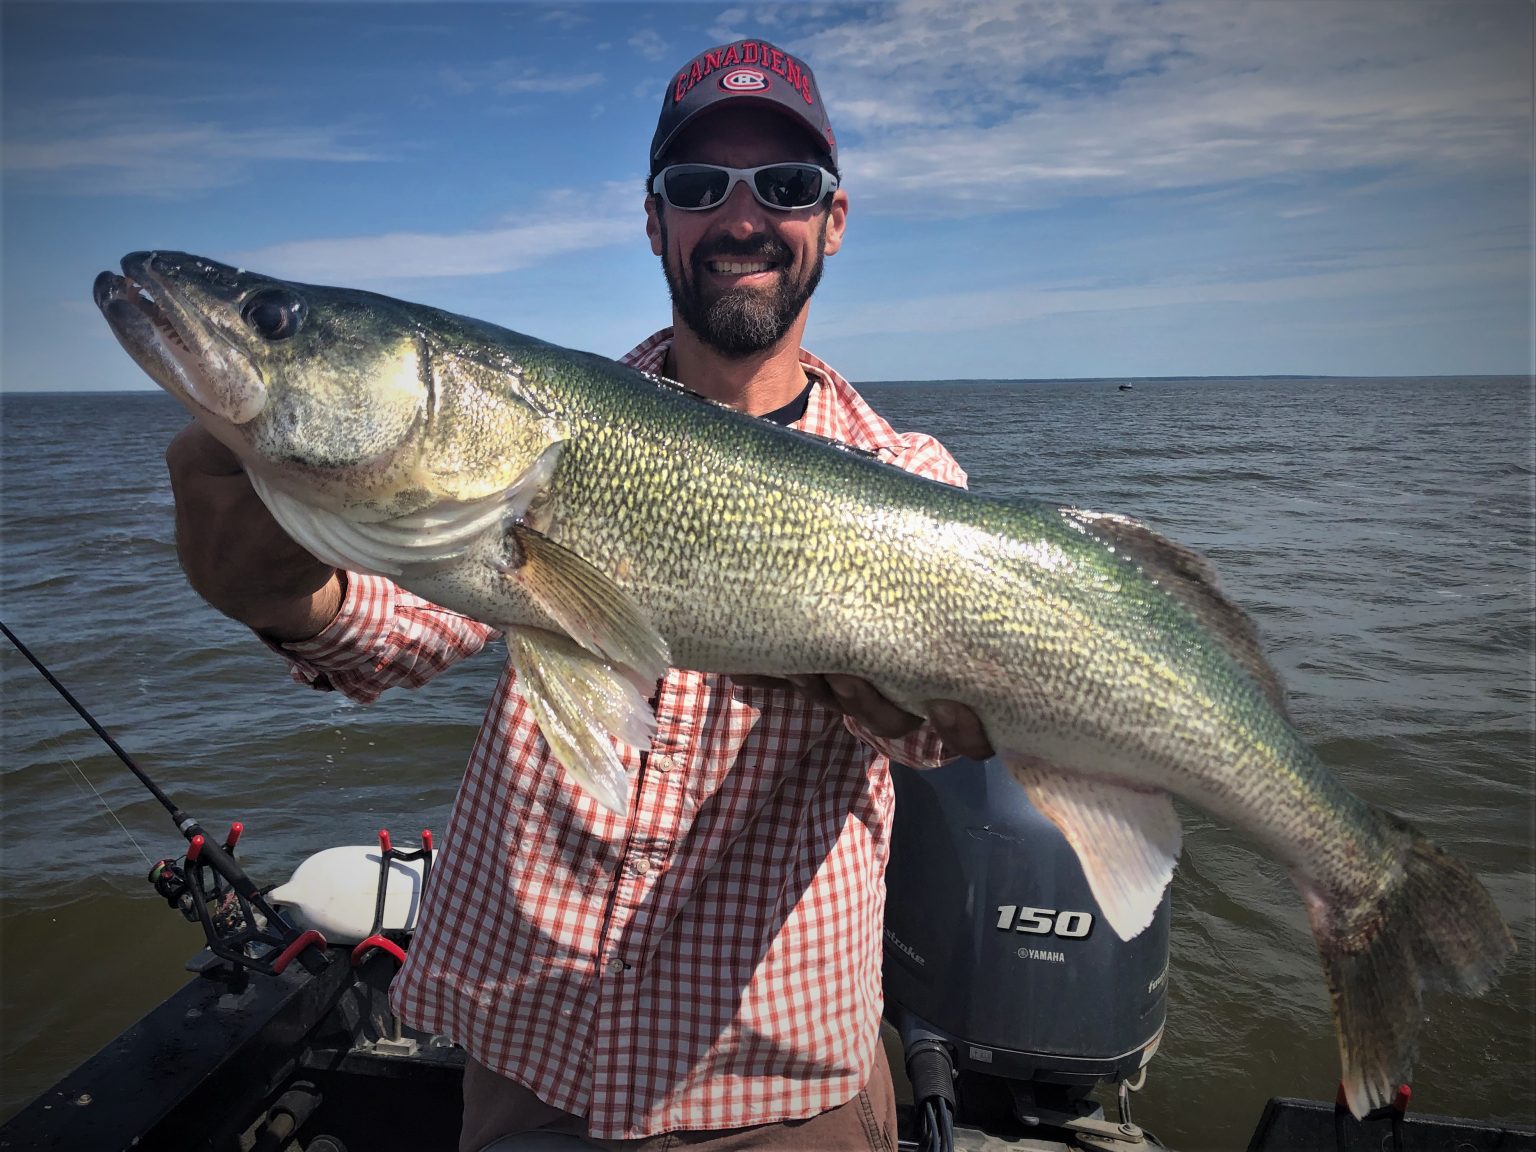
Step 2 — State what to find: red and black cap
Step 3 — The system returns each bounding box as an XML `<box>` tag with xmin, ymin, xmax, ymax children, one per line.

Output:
<box><xmin>651</xmin><ymin>39</ymin><xmax>838</xmax><ymax>172</ymax></box>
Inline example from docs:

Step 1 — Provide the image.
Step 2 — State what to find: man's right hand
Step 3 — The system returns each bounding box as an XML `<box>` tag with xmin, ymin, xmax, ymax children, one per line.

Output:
<box><xmin>166</xmin><ymin>422</ymin><xmax>343</xmax><ymax>642</ymax></box>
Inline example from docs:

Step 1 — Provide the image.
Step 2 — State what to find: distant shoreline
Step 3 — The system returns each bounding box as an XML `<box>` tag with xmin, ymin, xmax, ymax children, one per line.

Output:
<box><xmin>3</xmin><ymin>374</ymin><xmax>1530</xmax><ymax>398</ymax></box>
<box><xmin>861</xmin><ymin>373</ymin><xmax>1531</xmax><ymax>386</ymax></box>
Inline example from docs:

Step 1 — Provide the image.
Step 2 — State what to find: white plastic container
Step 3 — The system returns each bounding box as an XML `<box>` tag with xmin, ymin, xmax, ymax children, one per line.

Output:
<box><xmin>268</xmin><ymin>845</ymin><xmax>429</xmax><ymax>945</ymax></box>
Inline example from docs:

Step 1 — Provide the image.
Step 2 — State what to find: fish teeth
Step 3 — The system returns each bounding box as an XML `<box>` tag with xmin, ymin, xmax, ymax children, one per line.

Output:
<box><xmin>151</xmin><ymin>311</ymin><xmax>189</xmax><ymax>352</ymax></box>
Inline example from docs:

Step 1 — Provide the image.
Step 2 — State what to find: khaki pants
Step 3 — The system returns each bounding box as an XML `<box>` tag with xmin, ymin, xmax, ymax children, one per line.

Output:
<box><xmin>460</xmin><ymin>1044</ymin><xmax>898</xmax><ymax>1152</ymax></box>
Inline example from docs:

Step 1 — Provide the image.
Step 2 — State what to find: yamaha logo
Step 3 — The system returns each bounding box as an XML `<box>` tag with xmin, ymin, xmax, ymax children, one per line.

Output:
<box><xmin>719</xmin><ymin>67</ymin><xmax>769</xmax><ymax>93</ymax></box>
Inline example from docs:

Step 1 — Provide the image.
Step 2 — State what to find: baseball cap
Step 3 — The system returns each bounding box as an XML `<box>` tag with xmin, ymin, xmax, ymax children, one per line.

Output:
<box><xmin>651</xmin><ymin>39</ymin><xmax>838</xmax><ymax>172</ymax></box>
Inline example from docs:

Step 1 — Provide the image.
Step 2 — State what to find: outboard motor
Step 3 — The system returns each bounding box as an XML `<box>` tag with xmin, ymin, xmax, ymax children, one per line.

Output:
<box><xmin>885</xmin><ymin>759</ymin><xmax>1171</xmax><ymax>1150</ymax></box>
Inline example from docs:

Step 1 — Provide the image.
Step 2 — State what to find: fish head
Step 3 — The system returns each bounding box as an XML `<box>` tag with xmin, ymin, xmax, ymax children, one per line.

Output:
<box><xmin>94</xmin><ymin>251</ymin><xmax>443</xmax><ymax>517</ymax></box>
<box><xmin>92</xmin><ymin>253</ymin><xmax>556</xmax><ymax>522</ymax></box>
<box><xmin>92</xmin><ymin>254</ymin><xmax>430</xmax><ymax>516</ymax></box>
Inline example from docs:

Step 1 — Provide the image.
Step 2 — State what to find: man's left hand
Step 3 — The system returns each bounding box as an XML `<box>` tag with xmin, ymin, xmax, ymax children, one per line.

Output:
<box><xmin>731</xmin><ymin>673</ymin><xmax>995</xmax><ymax>761</ymax></box>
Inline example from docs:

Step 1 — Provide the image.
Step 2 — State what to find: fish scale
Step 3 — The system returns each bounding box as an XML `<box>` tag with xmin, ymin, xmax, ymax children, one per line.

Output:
<box><xmin>94</xmin><ymin>250</ymin><xmax>1512</xmax><ymax>1121</ymax></box>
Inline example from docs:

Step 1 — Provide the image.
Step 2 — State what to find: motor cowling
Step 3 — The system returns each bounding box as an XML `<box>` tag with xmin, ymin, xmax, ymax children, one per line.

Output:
<box><xmin>884</xmin><ymin>759</ymin><xmax>1170</xmax><ymax>1110</ymax></box>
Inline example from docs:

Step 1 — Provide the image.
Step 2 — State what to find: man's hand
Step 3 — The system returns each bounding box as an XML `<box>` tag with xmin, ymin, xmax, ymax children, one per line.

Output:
<box><xmin>166</xmin><ymin>422</ymin><xmax>342</xmax><ymax>642</ymax></box>
<box><xmin>732</xmin><ymin>673</ymin><xmax>995</xmax><ymax>760</ymax></box>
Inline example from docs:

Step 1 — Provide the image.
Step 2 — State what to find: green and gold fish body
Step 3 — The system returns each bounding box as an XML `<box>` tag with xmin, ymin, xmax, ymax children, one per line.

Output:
<box><xmin>95</xmin><ymin>252</ymin><xmax>1511</xmax><ymax>1119</ymax></box>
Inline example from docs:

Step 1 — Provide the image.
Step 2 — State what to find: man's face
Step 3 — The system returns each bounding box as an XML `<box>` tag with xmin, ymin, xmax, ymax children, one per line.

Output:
<box><xmin>646</xmin><ymin>108</ymin><xmax>848</xmax><ymax>359</ymax></box>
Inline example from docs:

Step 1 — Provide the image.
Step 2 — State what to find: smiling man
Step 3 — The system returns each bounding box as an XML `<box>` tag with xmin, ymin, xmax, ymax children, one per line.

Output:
<box><xmin>164</xmin><ymin>36</ymin><xmax>988</xmax><ymax>1152</ymax></box>
<box><xmin>450</xmin><ymin>41</ymin><xmax>990</xmax><ymax>1152</ymax></box>
<box><xmin>463</xmin><ymin>40</ymin><xmax>976</xmax><ymax>1150</ymax></box>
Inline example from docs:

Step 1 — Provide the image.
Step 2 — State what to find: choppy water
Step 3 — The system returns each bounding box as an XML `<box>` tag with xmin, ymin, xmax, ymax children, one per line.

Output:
<box><xmin>1</xmin><ymin>378</ymin><xmax>1532</xmax><ymax>1149</ymax></box>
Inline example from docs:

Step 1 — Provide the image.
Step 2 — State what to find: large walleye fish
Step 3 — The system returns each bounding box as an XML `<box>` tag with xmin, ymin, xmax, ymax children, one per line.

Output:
<box><xmin>96</xmin><ymin>251</ymin><xmax>1509</xmax><ymax>1116</ymax></box>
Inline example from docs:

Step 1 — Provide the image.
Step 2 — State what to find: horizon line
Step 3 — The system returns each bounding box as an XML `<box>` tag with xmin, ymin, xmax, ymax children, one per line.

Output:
<box><xmin>3</xmin><ymin>372</ymin><xmax>1531</xmax><ymax>398</ymax></box>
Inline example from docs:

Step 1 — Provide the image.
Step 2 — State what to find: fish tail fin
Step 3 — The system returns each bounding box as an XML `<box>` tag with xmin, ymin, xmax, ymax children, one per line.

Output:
<box><xmin>1306</xmin><ymin>813</ymin><xmax>1512</xmax><ymax>1118</ymax></box>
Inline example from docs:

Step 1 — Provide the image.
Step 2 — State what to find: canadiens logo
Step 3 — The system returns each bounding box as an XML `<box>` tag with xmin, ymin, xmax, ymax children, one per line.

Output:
<box><xmin>672</xmin><ymin>40</ymin><xmax>816</xmax><ymax>107</ymax></box>
<box><xmin>719</xmin><ymin>67</ymin><xmax>769</xmax><ymax>93</ymax></box>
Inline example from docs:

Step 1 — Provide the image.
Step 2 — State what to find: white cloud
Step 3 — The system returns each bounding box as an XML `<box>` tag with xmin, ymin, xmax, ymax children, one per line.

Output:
<box><xmin>495</xmin><ymin>72</ymin><xmax>603</xmax><ymax>95</ymax></box>
<box><xmin>1</xmin><ymin>120</ymin><xmax>382</xmax><ymax>195</ymax></box>
<box><xmin>627</xmin><ymin>29</ymin><xmax>669</xmax><ymax>62</ymax></box>
<box><xmin>822</xmin><ymin>241</ymin><xmax>1527</xmax><ymax>339</ymax></box>
<box><xmin>705</xmin><ymin>8</ymin><xmax>773</xmax><ymax>45</ymax></box>
<box><xmin>443</xmin><ymin>53</ymin><xmax>607</xmax><ymax>98</ymax></box>
<box><xmin>538</xmin><ymin>7</ymin><xmax>590</xmax><ymax>33</ymax></box>
<box><xmin>231</xmin><ymin>183</ymin><xmax>641</xmax><ymax>284</ymax></box>
<box><xmin>789</xmin><ymin>0</ymin><xmax>1531</xmax><ymax>214</ymax></box>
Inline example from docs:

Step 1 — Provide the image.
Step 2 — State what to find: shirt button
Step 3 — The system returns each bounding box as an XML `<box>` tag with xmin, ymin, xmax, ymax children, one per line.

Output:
<box><xmin>606</xmin><ymin>957</ymin><xmax>625</xmax><ymax>976</ymax></box>
<box><xmin>632</xmin><ymin>858</ymin><xmax>650</xmax><ymax>875</ymax></box>
<box><xmin>650</xmin><ymin>755</ymin><xmax>673</xmax><ymax>773</ymax></box>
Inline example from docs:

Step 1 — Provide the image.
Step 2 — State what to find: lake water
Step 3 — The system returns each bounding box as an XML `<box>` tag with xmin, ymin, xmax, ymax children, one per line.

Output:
<box><xmin>1</xmin><ymin>377</ymin><xmax>1531</xmax><ymax>1148</ymax></box>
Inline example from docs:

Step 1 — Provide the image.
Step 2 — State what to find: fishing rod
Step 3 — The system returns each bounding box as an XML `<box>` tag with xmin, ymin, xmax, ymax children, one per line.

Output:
<box><xmin>1</xmin><ymin>618</ymin><xmax>329</xmax><ymax>979</ymax></box>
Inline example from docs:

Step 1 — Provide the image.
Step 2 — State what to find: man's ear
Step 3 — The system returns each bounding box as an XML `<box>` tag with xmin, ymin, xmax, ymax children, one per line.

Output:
<box><xmin>822</xmin><ymin>188</ymin><xmax>849</xmax><ymax>257</ymax></box>
<box><xmin>645</xmin><ymin>196</ymin><xmax>664</xmax><ymax>256</ymax></box>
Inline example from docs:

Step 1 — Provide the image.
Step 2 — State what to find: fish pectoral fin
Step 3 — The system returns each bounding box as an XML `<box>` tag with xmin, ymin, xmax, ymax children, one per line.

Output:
<box><xmin>506</xmin><ymin>627</ymin><xmax>659</xmax><ymax>815</ymax></box>
<box><xmin>502</xmin><ymin>524</ymin><xmax>670</xmax><ymax>688</ymax></box>
<box><xmin>1006</xmin><ymin>757</ymin><xmax>1182</xmax><ymax>941</ymax></box>
<box><xmin>1061</xmin><ymin>508</ymin><xmax>1291</xmax><ymax>718</ymax></box>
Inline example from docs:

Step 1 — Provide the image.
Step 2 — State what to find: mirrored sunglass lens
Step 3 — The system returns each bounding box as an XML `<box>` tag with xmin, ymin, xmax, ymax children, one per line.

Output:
<box><xmin>754</xmin><ymin>165</ymin><xmax>822</xmax><ymax>207</ymax></box>
<box><xmin>664</xmin><ymin>167</ymin><xmax>730</xmax><ymax>208</ymax></box>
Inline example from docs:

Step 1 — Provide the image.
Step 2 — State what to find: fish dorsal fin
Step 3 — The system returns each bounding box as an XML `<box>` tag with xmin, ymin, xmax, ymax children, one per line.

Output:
<box><xmin>249</xmin><ymin>442</ymin><xmax>565</xmax><ymax>578</ymax></box>
<box><xmin>500</xmin><ymin>524</ymin><xmax>670</xmax><ymax>688</ymax></box>
<box><xmin>506</xmin><ymin>627</ymin><xmax>658</xmax><ymax>814</ymax></box>
<box><xmin>1062</xmin><ymin>508</ymin><xmax>1291</xmax><ymax>717</ymax></box>
<box><xmin>1007</xmin><ymin>756</ymin><xmax>1181</xmax><ymax>941</ymax></box>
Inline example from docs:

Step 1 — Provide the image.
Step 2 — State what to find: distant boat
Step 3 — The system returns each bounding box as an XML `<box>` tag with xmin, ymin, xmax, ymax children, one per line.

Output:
<box><xmin>1118</xmin><ymin>382</ymin><xmax>1134</xmax><ymax>391</ymax></box>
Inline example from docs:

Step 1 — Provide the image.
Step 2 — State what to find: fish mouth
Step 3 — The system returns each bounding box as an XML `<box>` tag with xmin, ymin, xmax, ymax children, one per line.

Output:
<box><xmin>93</xmin><ymin>252</ymin><xmax>267</xmax><ymax>425</ymax></box>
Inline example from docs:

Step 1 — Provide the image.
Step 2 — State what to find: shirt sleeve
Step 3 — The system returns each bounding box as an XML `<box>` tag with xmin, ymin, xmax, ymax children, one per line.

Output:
<box><xmin>845</xmin><ymin>722</ymin><xmax>954</xmax><ymax>770</ymax></box>
<box><xmin>884</xmin><ymin>432</ymin><xmax>969</xmax><ymax>490</ymax></box>
<box><xmin>270</xmin><ymin>572</ymin><xmax>496</xmax><ymax>704</ymax></box>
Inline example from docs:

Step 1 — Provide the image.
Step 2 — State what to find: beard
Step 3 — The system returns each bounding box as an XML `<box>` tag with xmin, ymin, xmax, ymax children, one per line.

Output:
<box><xmin>659</xmin><ymin>214</ymin><xmax>828</xmax><ymax>359</ymax></box>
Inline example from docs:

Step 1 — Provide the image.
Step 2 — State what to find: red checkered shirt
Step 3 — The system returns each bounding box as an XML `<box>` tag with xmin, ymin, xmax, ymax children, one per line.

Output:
<box><xmin>278</xmin><ymin>330</ymin><xmax>968</xmax><ymax>1138</ymax></box>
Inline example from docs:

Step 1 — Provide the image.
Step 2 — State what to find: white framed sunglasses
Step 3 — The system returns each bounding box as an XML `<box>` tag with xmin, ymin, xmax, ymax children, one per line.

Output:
<box><xmin>650</xmin><ymin>162</ymin><xmax>840</xmax><ymax>212</ymax></box>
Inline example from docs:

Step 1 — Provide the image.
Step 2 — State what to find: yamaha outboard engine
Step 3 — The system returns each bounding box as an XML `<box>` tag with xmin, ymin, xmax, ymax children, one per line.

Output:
<box><xmin>885</xmin><ymin>759</ymin><xmax>1171</xmax><ymax>1150</ymax></box>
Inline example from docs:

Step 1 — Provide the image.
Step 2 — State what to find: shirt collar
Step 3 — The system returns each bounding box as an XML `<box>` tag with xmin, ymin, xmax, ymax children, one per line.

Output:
<box><xmin>619</xmin><ymin>328</ymin><xmax>907</xmax><ymax>455</ymax></box>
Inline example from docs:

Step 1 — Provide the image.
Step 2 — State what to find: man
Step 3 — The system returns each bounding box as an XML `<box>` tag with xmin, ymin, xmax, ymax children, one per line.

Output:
<box><xmin>166</xmin><ymin>38</ymin><xmax>988</xmax><ymax>1152</ymax></box>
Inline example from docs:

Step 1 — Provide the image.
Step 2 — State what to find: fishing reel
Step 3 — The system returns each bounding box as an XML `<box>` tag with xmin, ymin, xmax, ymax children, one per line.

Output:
<box><xmin>148</xmin><ymin>818</ymin><xmax>327</xmax><ymax>988</ymax></box>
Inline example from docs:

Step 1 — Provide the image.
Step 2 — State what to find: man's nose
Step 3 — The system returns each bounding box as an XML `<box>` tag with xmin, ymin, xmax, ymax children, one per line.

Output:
<box><xmin>713</xmin><ymin>178</ymin><xmax>770</xmax><ymax>234</ymax></box>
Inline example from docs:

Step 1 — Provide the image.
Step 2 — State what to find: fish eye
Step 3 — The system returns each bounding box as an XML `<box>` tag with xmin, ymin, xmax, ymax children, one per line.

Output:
<box><xmin>240</xmin><ymin>287</ymin><xmax>306</xmax><ymax>341</ymax></box>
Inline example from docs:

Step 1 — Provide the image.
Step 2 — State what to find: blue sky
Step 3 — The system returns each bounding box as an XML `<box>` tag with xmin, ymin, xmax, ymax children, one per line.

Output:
<box><xmin>2</xmin><ymin>0</ymin><xmax>1530</xmax><ymax>390</ymax></box>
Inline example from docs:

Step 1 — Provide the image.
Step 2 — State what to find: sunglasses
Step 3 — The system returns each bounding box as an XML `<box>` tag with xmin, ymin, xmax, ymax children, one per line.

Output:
<box><xmin>650</xmin><ymin>163</ymin><xmax>840</xmax><ymax>212</ymax></box>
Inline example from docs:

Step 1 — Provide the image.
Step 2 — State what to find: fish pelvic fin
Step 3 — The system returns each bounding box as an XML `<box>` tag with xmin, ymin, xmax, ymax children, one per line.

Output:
<box><xmin>1062</xmin><ymin>508</ymin><xmax>1292</xmax><ymax>718</ymax></box>
<box><xmin>505</xmin><ymin>627</ymin><xmax>658</xmax><ymax>815</ymax></box>
<box><xmin>1006</xmin><ymin>756</ymin><xmax>1181</xmax><ymax>941</ymax></box>
<box><xmin>1306</xmin><ymin>811</ymin><xmax>1513</xmax><ymax>1119</ymax></box>
<box><xmin>502</xmin><ymin>524</ymin><xmax>671</xmax><ymax>687</ymax></box>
